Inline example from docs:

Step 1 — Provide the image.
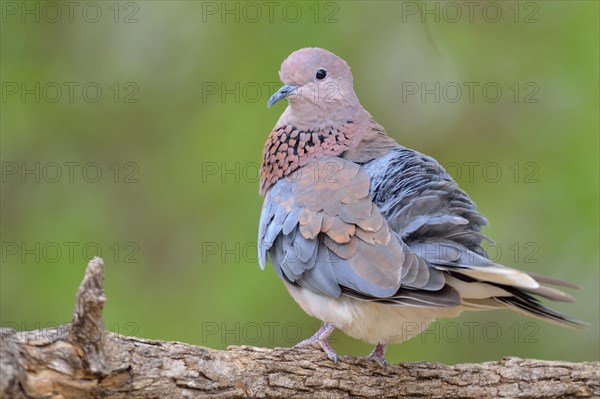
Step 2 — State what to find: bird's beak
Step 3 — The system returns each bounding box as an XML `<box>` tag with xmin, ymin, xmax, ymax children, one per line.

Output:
<box><xmin>267</xmin><ymin>84</ymin><xmax>298</xmax><ymax>108</ymax></box>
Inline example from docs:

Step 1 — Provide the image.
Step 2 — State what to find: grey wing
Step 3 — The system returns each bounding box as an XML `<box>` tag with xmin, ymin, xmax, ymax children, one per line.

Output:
<box><xmin>362</xmin><ymin>148</ymin><xmax>583</xmax><ymax>327</ymax></box>
<box><xmin>258</xmin><ymin>157</ymin><xmax>461</xmax><ymax>307</ymax></box>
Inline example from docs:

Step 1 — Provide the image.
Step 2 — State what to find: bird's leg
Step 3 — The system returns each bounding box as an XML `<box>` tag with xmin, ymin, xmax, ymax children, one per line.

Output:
<box><xmin>294</xmin><ymin>322</ymin><xmax>338</xmax><ymax>362</ymax></box>
<box><xmin>361</xmin><ymin>343</ymin><xmax>387</xmax><ymax>369</ymax></box>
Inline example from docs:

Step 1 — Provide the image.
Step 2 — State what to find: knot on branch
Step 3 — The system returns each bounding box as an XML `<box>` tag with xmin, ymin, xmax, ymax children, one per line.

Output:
<box><xmin>70</xmin><ymin>256</ymin><xmax>107</xmax><ymax>374</ymax></box>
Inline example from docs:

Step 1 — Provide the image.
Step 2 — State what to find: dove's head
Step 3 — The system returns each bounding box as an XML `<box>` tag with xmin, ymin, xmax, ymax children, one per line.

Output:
<box><xmin>268</xmin><ymin>48</ymin><xmax>360</xmax><ymax>117</ymax></box>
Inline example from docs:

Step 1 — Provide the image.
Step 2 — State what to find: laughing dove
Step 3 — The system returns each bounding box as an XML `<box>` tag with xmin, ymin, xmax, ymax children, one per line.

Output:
<box><xmin>258</xmin><ymin>47</ymin><xmax>583</xmax><ymax>366</ymax></box>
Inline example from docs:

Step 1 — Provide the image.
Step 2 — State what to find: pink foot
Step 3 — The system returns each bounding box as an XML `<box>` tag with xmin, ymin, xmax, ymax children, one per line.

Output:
<box><xmin>360</xmin><ymin>343</ymin><xmax>387</xmax><ymax>369</ymax></box>
<box><xmin>294</xmin><ymin>322</ymin><xmax>338</xmax><ymax>362</ymax></box>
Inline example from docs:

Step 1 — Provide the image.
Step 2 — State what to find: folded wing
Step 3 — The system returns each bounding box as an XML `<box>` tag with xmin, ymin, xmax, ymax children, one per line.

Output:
<box><xmin>258</xmin><ymin>157</ymin><xmax>453</xmax><ymax>305</ymax></box>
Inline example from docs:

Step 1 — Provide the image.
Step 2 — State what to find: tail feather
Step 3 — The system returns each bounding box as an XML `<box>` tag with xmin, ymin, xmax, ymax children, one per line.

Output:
<box><xmin>522</xmin><ymin>284</ymin><xmax>575</xmax><ymax>303</ymax></box>
<box><xmin>445</xmin><ymin>269</ymin><xmax>585</xmax><ymax>329</ymax></box>
<box><xmin>526</xmin><ymin>271</ymin><xmax>582</xmax><ymax>289</ymax></box>
<box><xmin>495</xmin><ymin>293</ymin><xmax>587</xmax><ymax>329</ymax></box>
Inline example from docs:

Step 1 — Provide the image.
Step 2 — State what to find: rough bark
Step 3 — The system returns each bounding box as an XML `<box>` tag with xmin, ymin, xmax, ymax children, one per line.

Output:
<box><xmin>1</xmin><ymin>258</ymin><xmax>598</xmax><ymax>399</ymax></box>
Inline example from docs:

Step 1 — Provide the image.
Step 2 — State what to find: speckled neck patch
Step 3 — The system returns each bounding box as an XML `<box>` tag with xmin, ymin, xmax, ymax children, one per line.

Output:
<box><xmin>260</xmin><ymin>122</ymin><xmax>353</xmax><ymax>195</ymax></box>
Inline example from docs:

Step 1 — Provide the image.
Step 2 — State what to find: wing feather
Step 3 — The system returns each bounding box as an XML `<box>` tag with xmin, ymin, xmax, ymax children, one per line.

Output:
<box><xmin>259</xmin><ymin>148</ymin><xmax>582</xmax><ymax>326</ymax></box>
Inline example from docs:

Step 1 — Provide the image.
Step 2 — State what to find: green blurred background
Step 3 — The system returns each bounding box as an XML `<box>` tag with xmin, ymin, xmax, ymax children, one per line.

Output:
<box><xmin>1</xmin><ymin>1</ymin><xmax>598</xmax><ymax>364</ymax></box>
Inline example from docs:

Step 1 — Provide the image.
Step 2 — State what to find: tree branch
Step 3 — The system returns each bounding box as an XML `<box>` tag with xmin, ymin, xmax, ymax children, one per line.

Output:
<box><xmin>1</xmin><ymin>258</ymin><xmax>598</xmax><ymax>398</ymax></box>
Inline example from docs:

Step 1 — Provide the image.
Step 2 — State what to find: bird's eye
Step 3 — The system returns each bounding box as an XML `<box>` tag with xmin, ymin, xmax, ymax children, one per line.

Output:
<box><xmin>316</xmin><ymin>69</ymin><xmax>327</xmax><ymax>80</ymax></box>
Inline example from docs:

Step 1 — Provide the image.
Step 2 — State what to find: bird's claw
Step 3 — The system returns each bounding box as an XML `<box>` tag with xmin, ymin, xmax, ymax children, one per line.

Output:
<box><xmin>294</xmin><ymin>322</ymin><xmax>338</xmax><ymax>362</ymax></box>
<box><xmin>361</xmin><ymin>353</ymin><xmax>387</xmax><ymax>369</ymax></box>
<box><xmin>320</xmin><ymin>342</ymin><xmax>338</xmax><ymax>363</ymax></box>
<box><xmin>361</xmin><ymin>343</ymin><xmax>388</xmax><ymax>369</ymax></box>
